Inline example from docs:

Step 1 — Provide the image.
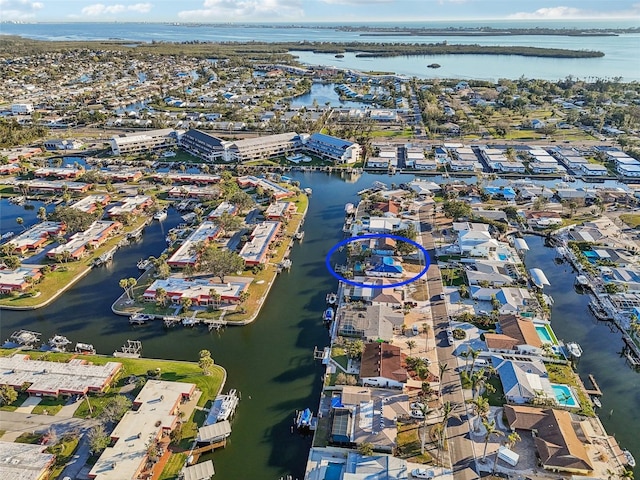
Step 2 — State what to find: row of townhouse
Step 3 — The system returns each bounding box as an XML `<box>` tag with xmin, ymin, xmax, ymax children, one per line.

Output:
<box><xmin>602</xmin><ymin>148</ymin><xmax>640</xmax><ymax>177</ymax></box>
<box><xmin>0</xmin><ymin>265</ymin><xmax>43</xmax><ymax>294</ymax></box>
<box><xmin>34</xmin><ymin>166</ymin><xmax>84</xmax><ymax>179</ymax></box>
<box><xmin>14</xmin><ymin>179</ymin><xmax>92</xmax><ymax>195</ymax></box>
<box><xmin>6</xmin><ymin>221</ymin><xmax>66</xmax><ymax>254</ymax></box>
<box><xmin>46</xmin><ymin>220</ymin><xmax>122</xmax><ymax>260</ymax></box>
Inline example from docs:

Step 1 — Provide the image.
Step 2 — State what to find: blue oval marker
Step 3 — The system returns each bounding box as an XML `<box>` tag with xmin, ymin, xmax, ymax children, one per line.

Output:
<box><xmin>325</xmin><ymin>233</ymin><xmax>431</xmax><ymax>289</ymax></box>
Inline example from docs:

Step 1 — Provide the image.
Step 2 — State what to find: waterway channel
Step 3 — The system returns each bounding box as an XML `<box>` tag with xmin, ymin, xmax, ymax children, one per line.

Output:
<box><xmin>0</xmin><ymin>173</ymin><xmax>637</xmax><ymax>478</ymax></box>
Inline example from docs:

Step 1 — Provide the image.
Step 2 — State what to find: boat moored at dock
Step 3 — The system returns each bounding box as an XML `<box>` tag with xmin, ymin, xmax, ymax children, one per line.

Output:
<box><xmin>323</xmin><ymin>307</ymin><xmax>334</xmax><ymax>323</ymax></box>
<box><xmin>129</xmin><ymin>313</ymin><xmax>154</xmax><ymax>325</ymax></box>
<box><xmin>75</xmin><ymin>342</ymin><xmax>96</xmax><ymax>355</ymax></box>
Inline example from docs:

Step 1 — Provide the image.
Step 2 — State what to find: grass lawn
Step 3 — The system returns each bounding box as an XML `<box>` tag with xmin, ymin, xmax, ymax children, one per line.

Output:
<box><xmin>331</xmin><ymin>346</ymin><xmax>348</xmax><ymax>371</ymax></box>
<box><xmin>483</xmin><ymin>376</ymin><xmax>505</xmax><ymax>407</ymax></box>
<box><xmin>546</xmin><ymin>363</ymin><xmax>595</xmax><ymax>417</ymax></box>
<box><xmin>620</xmin><ymin>214</ymin><xmax>640</xmax><ymax>228</ymax></box>
<box><xmin>159</xmin><ymin>452</ymin><xmax>187</xmax><ymax>480</ymax></box>
<box><xmin>370</xmin><ymin>128</ymin><xmax>414</xmax><ymax>139</ymax></box>
<box><xmin>15</xmin><ymin>432</ymin><xmax>42</xmax><ymax>444</ymax></box>
<box><xmin>396</xmin><ymin>421</ymin><xmax>434</xmax><ymax>463</ymax></box>
<box><xmin>47</xmin><ymin>437</ymin><xmax>80</xmax><ymax>480</ymax></box>
<box><xmin>31</xmin><ymin>396</ymin><xmax>67</xmax><ymax>415</ymax></box>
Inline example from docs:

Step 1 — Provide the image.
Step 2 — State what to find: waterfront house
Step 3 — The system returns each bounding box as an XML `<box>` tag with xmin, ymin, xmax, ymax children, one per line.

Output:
<box><xmin>237</xmin><ymin>175</ymin><xmax>294</xmax><ymax>200</ymax></box>
<box><xmin>47</xmin><ymin>220</ymin><xmax>122</xmax><ymax>261</ymax></box>
<box><xmin>484</xmin><ymin>314</ymin><xmax>543</xmax><ymax>354</ymax></box>
<box><xmin>465</xmin><ymin>260</ymin><xmax>516</xmax><ymax>287</ymax></box>
<box><xmin>167</xmin><ymin>185</ymin><xmax>221</xmax><ymax>200</ymax></box>
<box><xmin>337</xmin><ymin>304</ymin><xmax>404</xmax><ymax>341</ymax></box>
<box><xmin>342</xmin><ymin>277</ymin><xmax>403</xmax><ymax>307</ymax></box>
<box><xmin>369</xmin><ymin>237</ymin><xmax>397</xmax><ymax>256</ymax></box>
<box><xmin>264</xmin><ymin>201</ymin><xmax>296</xmax><ymax>220</ymax></box>
<box><xmin>0</xmin><ymin>265</ymin><xmax>42</xmax><ymax>294</ymax></box>
<box><xmin>359</xmin><ymin>343</ymin><xmax>407</xmax><ymax>389</ymax></box>
<box><xmin>365</xmin><ymin>256</ymin><xmax>404</xmax><ymax>278</ymax></box>
<box><xmin>504</xmin><ymin>405</ymin><xmax>594</xmax><ymax>475</ymax></box>
<box><xmin>492</xmin><ymin>355</ymin><xmax>554</xmax><ymax>404</ymax></box>
<box><xmin>144</xmin><ymin>276</ymin><xmax>249</xmax><ymax>305</ymax></box>
<box><xmin>16</xmin><ymin>180</ymin><xmax>91</xmax><ymax>195</ymax></box>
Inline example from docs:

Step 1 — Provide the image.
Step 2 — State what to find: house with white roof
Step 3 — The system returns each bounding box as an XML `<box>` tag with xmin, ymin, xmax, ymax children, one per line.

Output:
<box><xmin>492</xmin><ymin>355</ymin><xmax>554</xmax><ymax>404</ymax></box>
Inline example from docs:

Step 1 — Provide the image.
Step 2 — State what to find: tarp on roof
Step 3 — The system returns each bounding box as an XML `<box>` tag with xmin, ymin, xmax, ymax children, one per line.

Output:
<box><xmin>331</xmin><ymin>396</ymin><xmax>344</xmax><ymax>408</ymax></box>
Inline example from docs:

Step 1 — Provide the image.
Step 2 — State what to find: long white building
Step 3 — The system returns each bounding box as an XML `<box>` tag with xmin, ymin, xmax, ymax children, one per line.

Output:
<box><xmin>110</xmin><ymin>128</ymin><xmax>176</xmax><ymax>156</ymax></box>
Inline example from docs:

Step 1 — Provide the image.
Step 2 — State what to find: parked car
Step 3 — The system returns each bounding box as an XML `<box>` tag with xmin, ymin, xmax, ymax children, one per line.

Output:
<box><xmin>410</xmin><ymin>409</ymin><xmax>425</xmax><ymax>419</ymax></box>
<box><xmin>411</xmin><ymin>468</ymin><xmax>434</xmax><ymax>479</ymax></box>
<box><xmin>412</xmin><ymin>324</ymin><xmax>420</xmax><ymax>336</ymax></box>
<box><xmin>410</xmin><ymin>402</ymin><xmax>425</xmax><ymax>410</ymax></box>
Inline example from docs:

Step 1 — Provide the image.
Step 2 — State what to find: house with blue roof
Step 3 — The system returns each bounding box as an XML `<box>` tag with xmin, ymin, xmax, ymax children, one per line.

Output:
<box><xmin>365</xmin><ymin>256</ymin><xmax>403</xmax><ymax>278</ymax></box>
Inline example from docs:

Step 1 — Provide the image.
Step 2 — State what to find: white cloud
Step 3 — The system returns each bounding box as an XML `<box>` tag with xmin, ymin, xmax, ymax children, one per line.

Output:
<box><xmin>0</xmin><ymin>0</ymin><xmax>44</xmax><ymax>19</ymax></box>
<box><xmin>321</xmin><ymin>0</ymin><xmax>392</xmax><ymax>5</ymax></box>
<box><xmin>178</xmin><ymin>0</ymin><xmax>303</xmax><ymax>20</ymax></box>
<box><xmin>509</xmin><ymin>4</ymin><xmax>640</xmax><ymax>19</ymax></box>
<box><xmin>81</xmin><ymin>2</ymin><xmax>153</xmax><ymax>16</ymax></box>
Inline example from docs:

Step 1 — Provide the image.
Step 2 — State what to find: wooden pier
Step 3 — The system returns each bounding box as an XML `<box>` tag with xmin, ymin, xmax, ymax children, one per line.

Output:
<box><xmin>584</xmin><ymin>374</ymin><xmax>603</xmax><ymax>397</ymax></box>
<box><xmin>188</xmin><ymin>439</ymin><xmax>227</xmax><ymax>463</ymax></box>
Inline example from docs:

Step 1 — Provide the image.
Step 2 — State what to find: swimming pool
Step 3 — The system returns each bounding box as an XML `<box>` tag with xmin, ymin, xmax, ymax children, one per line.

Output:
<box><xmin>535</xmin><ymin>324</ymin><xmax>556</xmax><ymax>344</ymax></box>
<box><xmin>498</xmin><ymin>253</ymin><xmax>508</xmax><ymax>261</ymax></box>
<box><xmin>551</xmin><ymin>384</ymin><xmax>579</xmax><ymax>408</ymax></box>
<box><xmin>325</xmin><ymin>462</ymin><xmax>344</xmax><ymax>480</ymax></box>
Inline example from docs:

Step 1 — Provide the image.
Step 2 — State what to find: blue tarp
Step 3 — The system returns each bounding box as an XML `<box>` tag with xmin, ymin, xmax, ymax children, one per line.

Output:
<box><xmin>331</xmin><ymin>396</ymin><xmax>344</xmax><ymax>408</ymax></box>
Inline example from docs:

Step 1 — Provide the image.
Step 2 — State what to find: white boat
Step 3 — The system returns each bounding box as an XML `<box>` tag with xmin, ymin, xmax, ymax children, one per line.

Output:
<box><xmin>0</xmin><ymin>231</ymin><xmax>15</xmax><ymax>240</ymax></box>
<box><xmin>624</xmin><ymin>449</ymin><xmax>636</xmax><ymax>468</ymax></box>
<box><xmin>153</xmin><ymin>210</ymin><xmax>167</xmax><ymax>221</ymax></box>
<box><xmin>216</xmin><ymin>389</ymin><xmax>239</xmax><ymax>422</ymax></box>
<box><xmin>137</xmin><ymin>258</ymin><xmax>151</xmax><ymax>271</ymax></box>
<box><xmin>304</xmin><ymin>188</ymin><xmax>312</xmax><ymax>195</ymax></box>
<box><xmin>323</xmin><ymin>307</ymin><xmax>334</xmax><ymax>323</ymax></box>
<box><xmin>566</xmin><ymin>342</ymin><xmax>583</xmax><ymax>358</ymax></box>
<box><xmin>48</xmin><ymin>334</ymin><xmax>71</xmax><ymax>352</ymax></box>
<box><xmin>326</xmin><ymin>293</ymin><xmax>338</xmax><ymax>305</ymax></box>
<box><xmin>181</xmin><ymin>212</ymin><xmax>197</xmax><ymax>223</ymax></box>
<box><xmin>129</xmin><ymin>313</ymin><xmax>154</xmax><ymax>324</ymax></box>
<box><xmin>591</xmin><ymin>396</ymin><xmax>602</xmax><ymax>408</ymax></box>
<box><xmin>75</xmin><ymin>342</ymin><xmax>96</xmax><ymax>355</ymax></box>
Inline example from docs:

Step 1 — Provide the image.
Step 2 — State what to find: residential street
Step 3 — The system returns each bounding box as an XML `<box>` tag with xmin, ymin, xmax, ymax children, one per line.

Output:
<box><xmin>419</xmin><ymin>206</ymin><xmax>479</xmax><ymax>480</ymax></box>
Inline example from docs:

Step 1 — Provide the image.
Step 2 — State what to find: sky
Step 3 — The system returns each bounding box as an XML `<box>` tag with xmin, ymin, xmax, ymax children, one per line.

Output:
<box><xmin>1</xmin><ymin>0</ymin><xmax>640</xmax><ymax>23</ymax></box>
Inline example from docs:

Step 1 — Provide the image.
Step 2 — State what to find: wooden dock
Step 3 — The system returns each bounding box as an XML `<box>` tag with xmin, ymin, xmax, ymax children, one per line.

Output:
<box><xmin>584</xmin><ymin>374</ymin><xmax>603</xmax><ymax>397</ymax></box>
<box><xmin>188</xmin><ymin>439</ymin><xmax>227</xmax><ymax>463</ymax></box>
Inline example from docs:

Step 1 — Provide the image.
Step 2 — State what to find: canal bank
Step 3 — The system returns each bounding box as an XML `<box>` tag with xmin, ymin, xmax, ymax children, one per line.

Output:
<box><xmin>523</xmin><ymin>235</ymin><xmax>639</xmax><ymax>474</ymax></box>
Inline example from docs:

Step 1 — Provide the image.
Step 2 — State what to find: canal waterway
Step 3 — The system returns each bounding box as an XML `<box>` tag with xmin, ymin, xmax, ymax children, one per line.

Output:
<box><xmin>523</xmin><ymin>235</ymin><xmax>639</xmax><ymax>473</ymax></box>
<box><xmin>1</xmin><ymin>174</ymin><xmax>638</xmax><ymax>478</ymax></box>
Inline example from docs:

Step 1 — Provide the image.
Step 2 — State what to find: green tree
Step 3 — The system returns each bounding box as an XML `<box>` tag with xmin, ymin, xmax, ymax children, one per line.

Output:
<box><xmin>198</xmin><ymin>246</ymin><xmax>245</xmax><ymax>283</ymax></box>
<box><xmin>87</xmin><ymin>424</ymin><xmax>110</xmax><ymax>455</ymax></box>
<box><xmin>406</xmin><ymin>340</ymin><xmax>417</xmax><ymax>355</ymax></box>
<box><xmin>198</xmin><ymin>349</ymin><xmax>215</xmax><ymax>376</ymax></box>
<box><xmin>4</xmin><ymin>256</ymin><xmax>21</xmax><ymax>270</ymax></box>
<box><xmin>442</xmin><ymin>200</ymin><xmax>472</xmax><ymax>219</ymax></box>
<box><xmin>213</xmin><ymin>211</ymin><xmax>243</xmax><ymax>236</ymax></box>
<box><xmin>37</xmin><ymin>206</ymin><xmax>47</xmax><ymax>222</ymax></box>
<box><xmin>155</xmin><ymin>287</ymin><xmax>167</xmax><ymax>307</ymax></box>
<box><xmin>0</xmin><ymin>385</ymin><xmax>18</xmax><ymax>406</ymax></box>
<box><xmin>506</xmin><ymin>431</ymin><xmax>521</xmax><ymax>450</ymax></box>
<box><xmin>181</xmin><ymin>297</ymin><xmax>193</xmax><ymax>312</ymax></box>
<box><xmin>119</xmin><ymin>278</ymin><xmax>131</xmax><ymax>300</ymax></box>
<box><xmin>357</xmin><ymin>442</ymin><xmax>374</xmax><ymax>456</ymax></box>
<box><xmin>100</xmin><ymin>395</ymin><xmax>132</xmax><ymax>424</ymax></box>
<box><xmin>228</xmin><ymin>191</ymin><xmax>254</xmax><ymax>212</ymax></box>
<box><xmin>16</xmin><ymin>217</ymin><xmax>25</xmax><ymax>231</ymax></box>
<box><xmin>344</xmin><ymin>339</ymin><xmax>364</xmax><ymax>359</ymax></box>
<box><xmin>49</xmin><ymin>206</ymin><xmax>94</xmax><ymax>233</ymax></box>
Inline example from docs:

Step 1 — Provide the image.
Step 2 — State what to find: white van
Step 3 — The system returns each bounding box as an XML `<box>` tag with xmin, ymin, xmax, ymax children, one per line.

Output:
<box><xmin>474</xmin><ymin>359</ymin><xmax>489</xmax><ymax>368</ymax></box>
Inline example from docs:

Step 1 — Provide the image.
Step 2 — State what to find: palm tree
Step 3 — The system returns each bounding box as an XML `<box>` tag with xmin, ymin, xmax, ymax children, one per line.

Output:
<box><xmin>155</xmin><ymin>287</ymin><xmax>167</xmax><ymax>307</ymax></box>
<box><xmin>119</xmin><ymin>278</ymin><xmax>131</xmax><ymax>300</ymax></box>
<box><xmin>16</xmin><ymin>217</ymin><xmax>25</xmax><ymax>231</ymax></box>
<box><xmin>481</xmin><ymin>419</ymin><xmax>504</xmax><ymax>462</ymax></box>
<box><xmin>418</xmin><ymin>403</ymin><xmax>434</xmax><ymax>455</ymax></box>
<box><xmin>406</xmin><ymin>340</ymin><xmax>417</xmax><ymax>356</ymax></box>
<box><xmin>468</xmin><ymin>347</ymin><xmax>481</xmax><ymax>374</ymax></box>
<box><xmin>438</xmin><ymin>400</ymin><xmax>458</xmax><ymax>460</ymax></box>
<box><xmin>438</xmin><ymin>362</ymin><xmax>449</xmax><ymax>398</ymax></box>
<box><xmin>470</xmin><ymin>396</ymin><xmax>490</xmax><ymax>432</ymax></box>
<box><xmin>506</xmin><ymin>431</ymin><xmax>521</xmax><ymax>450</ymax></box>
<box><xmin>460</xmin><ymin>349</ymin><xmax>471</xmax><ymax>373</ymax></box>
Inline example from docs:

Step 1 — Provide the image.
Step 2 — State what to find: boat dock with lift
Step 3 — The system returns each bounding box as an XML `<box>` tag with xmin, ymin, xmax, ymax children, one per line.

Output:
<box><xmin>113</xmin><ymin>340</ymin><xmax>142</xmax><ymax>358</ymax></box>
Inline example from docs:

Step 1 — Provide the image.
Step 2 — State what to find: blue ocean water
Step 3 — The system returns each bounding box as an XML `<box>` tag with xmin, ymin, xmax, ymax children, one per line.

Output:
<box><xmin>1</xmin><ymin>21</ymin><xmax>639</xmax><ymax>81</ymax></box>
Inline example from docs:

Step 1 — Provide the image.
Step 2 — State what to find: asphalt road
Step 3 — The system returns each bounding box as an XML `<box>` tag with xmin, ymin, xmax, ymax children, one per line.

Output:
<box><xmin>0</xmin><ymin>410</ymin><xmax>98</xmax><ymax>438</ymax></box>
<box><xmin>419</xmin><ymin>206</ymin><xmax>478</xmax><ymax>480</ymax></box>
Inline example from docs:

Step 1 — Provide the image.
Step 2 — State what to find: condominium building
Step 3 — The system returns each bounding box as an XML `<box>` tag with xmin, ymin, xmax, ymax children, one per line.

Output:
<box><xmin>179</xmin><ymin>129</ymin><xmax>225</xmax><ymax>162</ymax></box>
<box><xmin>110</xmin><ymin>128</ymin><xmax>176</xmax><ymax>156</ymax></box>
<box><xmin>303</xmin><ymin>133</ymin><xmax>361</xmax><ymax>164</ymax></box>
<box><xmin>223</xmin><ymin>132</ymin><xmax>302</xmax><ymax>163</ymax></box>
